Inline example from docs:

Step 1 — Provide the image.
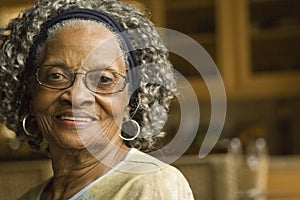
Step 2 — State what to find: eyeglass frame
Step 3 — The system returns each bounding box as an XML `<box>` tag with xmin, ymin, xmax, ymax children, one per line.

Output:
<box><xmin>35</xmin><ymin>66</ymin><xmax>128</xmax><ymax>94</ymax></box>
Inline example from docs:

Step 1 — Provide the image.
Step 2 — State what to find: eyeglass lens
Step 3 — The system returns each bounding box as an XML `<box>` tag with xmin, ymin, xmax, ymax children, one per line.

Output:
<box><xmin>37</xmin><ymin>66</ymin><xmax>126</xmax><ymax>94</ymax></box>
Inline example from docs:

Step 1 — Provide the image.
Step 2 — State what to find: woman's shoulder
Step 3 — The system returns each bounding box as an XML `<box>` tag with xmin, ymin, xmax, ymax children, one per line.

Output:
<box><xmin>118</xmin><ymin>148</ymin><xmax>178</xmax><ymax>174</ymax></box>
<box><xmin>112</xmin><ymin>149</ymin><xmax>194</xmax><ymax>199</ymax></box>
<box><xmin>117</xmin><ymin>149</ymin><xmax>191</xmax><ymax>186</ymax></box>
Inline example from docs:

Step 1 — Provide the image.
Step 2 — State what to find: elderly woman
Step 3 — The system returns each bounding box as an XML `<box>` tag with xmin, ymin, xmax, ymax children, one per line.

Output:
<box><xmin>0</xmin><ymin>0</ymin><xmax>194</xmax><ymax>199</ymax></box>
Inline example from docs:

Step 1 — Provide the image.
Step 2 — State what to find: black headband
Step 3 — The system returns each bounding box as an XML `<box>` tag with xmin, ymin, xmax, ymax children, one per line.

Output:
<box><xmin>27</xmin><ymin>8</ymin><xmax>140</xmax><ymax>94</ymax></box>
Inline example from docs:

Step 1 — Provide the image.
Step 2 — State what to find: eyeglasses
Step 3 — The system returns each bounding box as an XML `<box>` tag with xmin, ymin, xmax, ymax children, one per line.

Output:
<box><xmin>36</xmin><ymin>66</ymin><xmax>128</xmax><ymax>94</ymax></box>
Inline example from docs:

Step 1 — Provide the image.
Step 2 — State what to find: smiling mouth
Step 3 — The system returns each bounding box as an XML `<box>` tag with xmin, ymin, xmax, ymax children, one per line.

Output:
<box><xmin>56</xmin><ymin>111</ymin><xmax>96</xmax><ymax>123</ymax></box>
<box><xmin>57</xmin><ymin>115</ymin><xmax>96</xmax><ymax>122</ymax></box>
<box><xmin>56</xmin><ymin>115</ymin><xmax>96</xmax><ymax>129</ymax></box>
<box><xmin>54</xmin><ymin>111</ymin><xmax>98</xmax><ymax>129</ymax></box>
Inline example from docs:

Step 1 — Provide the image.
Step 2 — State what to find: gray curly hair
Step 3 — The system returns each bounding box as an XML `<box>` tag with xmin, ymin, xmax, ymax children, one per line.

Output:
<box><xmin>0</xmin><ymin>0</ymin><xmax>176</xmax><ymax>152</ymax></box>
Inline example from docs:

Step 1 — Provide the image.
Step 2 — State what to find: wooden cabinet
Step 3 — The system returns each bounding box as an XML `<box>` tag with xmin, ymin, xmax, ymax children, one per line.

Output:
<box><xmin>141</xmin><ymin>0</ymin><xmax>300</xmax><ymax>100</ymax></box>
<box><xmin>164</xmin><ymin>0</ymin><xmax>217</xmax><ymax>63</ymax></box>
<box><xmin>141</xmin><ymin>0</ymin><xmax>222</xmax><ymax>100</ymax></box>
<box><xmin>234</xmin><ymin>0</ymin><xmax>300</xmax><ymax>99</ymax></box>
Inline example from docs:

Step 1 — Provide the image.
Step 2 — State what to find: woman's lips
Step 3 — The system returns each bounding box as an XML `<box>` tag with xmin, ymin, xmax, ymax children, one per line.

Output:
<box><xmin>58</xmin><ymin>115</ymin><xmax>95</xmax><ymax>122</ymax></box>
<box><xmin>55</xmin><ymin>112</ymin><xmax>97</xmax><ymax>129</ymax></box>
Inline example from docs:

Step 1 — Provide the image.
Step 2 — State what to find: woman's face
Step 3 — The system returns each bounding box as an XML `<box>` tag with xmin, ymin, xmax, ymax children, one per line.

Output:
<box><xmin>30</xmin><ymin>22</ymin><xmax>129</xmax><ymax>150</ymax></box>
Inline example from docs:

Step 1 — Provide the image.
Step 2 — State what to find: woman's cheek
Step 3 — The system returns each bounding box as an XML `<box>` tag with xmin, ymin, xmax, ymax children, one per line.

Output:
<box><xmin>30</xmin><ymin>87</ymin><xmax>54</xmax><ymax>112</ymax></box>
<box><xmin>95</xmin><ymin>93</ymin><xmax>128</xmax><ymax>121</ymax></box>
<box><xmin>34</xmin><ymin>113</ymin><xmax>54</xmax><ymax>139</ymax></box>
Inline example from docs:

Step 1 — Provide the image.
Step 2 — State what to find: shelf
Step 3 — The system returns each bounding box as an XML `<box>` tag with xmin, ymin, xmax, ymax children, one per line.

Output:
<box><xmin>250</xmin><ymin>0</ymin><xmax>300</xmax><ymax>32</ymax></box>
<box><xmin>248</xmin><ymin>0</ymin><xmax>300</xmax><ymax>74</ymax></box>
<box><xmin>251</xmin><ymin>0</ymin><xmax>297</xmax><ymax>3</ymax></box>
<box><xmin>251</xmin><ymin>0</ymin><xmax>299</xmax><ymax>4</ymax></box>
<box><xmin>166</xmin><ymin>10</ymin><xmax>215</xmax><ymax>34</ymax></box>
<box><xmin>166</xmin><ymin>0</ymin><xmax>214</xmax><ymax>10</ymax></box>
<box><xmin>189</xmin><ymin>33</ymin><xmax>216</xmax><ymax>44</ymax></box>
<box><xmin>251</xmin><ymin>36</ymin><xmax>300</xmax><ymax>72</ymax></box>
<box><xmin>251</xmin><ymin>25</ymin><xmax>300</xmax><ymax>40</ymax></box>
<box><xmin>165</xmin><ymin>32</ymin><xmax>217</xmax><ymax>71</ymax></box>
<box><xmin>165</xmin><ymin>0</ymin><xmax>216</xmax><ymax>34</ymax></box>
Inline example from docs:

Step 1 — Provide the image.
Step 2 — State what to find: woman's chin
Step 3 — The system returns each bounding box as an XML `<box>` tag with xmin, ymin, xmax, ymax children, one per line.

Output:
<box><xmin>47</xmin><ymin>118</ymin><xmax>120</xmax><ymax>152</ymax></box>
<box><xmin>48</xmin><ymin>132</ymin><xmax>111</xmax><ymax>152</ymax></box>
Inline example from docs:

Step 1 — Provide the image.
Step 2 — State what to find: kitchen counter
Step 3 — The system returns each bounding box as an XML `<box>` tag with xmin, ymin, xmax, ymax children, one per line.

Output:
<box><xmin>267</xmin><ymin>156</ymin><xmax>300</xmax><ymax>200</ymax></box>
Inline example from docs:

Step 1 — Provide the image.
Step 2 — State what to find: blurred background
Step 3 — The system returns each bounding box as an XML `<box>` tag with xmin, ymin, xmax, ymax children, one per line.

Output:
<box><xmin>0</xmin><ymin>0</ymin><xmax>299</xmax><ymax>199</ymax></box>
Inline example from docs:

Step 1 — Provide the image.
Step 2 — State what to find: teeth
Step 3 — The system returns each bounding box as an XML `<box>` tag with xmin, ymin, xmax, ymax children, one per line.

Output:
<box><xmin>59</xmin><ymin>116</ymin><xmax>94</xmax><ymax>122</ymax></box>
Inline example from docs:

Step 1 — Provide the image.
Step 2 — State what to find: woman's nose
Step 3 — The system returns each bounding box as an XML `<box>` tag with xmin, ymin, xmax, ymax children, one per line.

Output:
<box><xmin>60</xmin><ymin>75</ymin><xmax>95</xmax><ymax>107</ymax></box>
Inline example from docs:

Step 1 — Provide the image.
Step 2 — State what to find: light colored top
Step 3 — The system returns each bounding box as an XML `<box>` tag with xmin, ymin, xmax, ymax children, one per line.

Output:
<box><xmin>19</xmin><ymin>148</ymin><xmax>194</xmax><ymax>200</ymax></box>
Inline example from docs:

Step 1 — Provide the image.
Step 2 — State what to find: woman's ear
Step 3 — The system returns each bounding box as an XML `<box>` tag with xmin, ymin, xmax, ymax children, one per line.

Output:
<box><xmin>123</xmin><ymin>106</ymin><xmax>131</xmax><ymax>121</ymax></box>
<box><xmin>27</xmin><ymin>76</ymin><xmax>37</xmax><ymax>115</ymax></box>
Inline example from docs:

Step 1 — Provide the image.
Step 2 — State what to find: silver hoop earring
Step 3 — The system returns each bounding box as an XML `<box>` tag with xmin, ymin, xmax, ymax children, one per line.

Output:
<box><xmin>120</xmin><ymin>119</ymin><xmax>140</xmax><ymax>141</ymax></box>
<box><xmin>21</xmin><ymin>114</ymin><xmax>36</xmax><ymax>136</ymax></box>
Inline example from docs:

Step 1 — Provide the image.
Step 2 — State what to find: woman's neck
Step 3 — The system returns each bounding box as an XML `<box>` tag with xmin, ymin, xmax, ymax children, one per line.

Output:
<box><xmin>43</xmin><ymin>143</ymin><xmax>130</xmax><ymax>200</ymax></box>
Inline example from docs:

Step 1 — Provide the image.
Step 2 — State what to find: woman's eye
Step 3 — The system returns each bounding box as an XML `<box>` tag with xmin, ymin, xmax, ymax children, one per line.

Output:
<box><xmin>89</xmin><ymin>70</ymin><xmax>116</xmax><ymax>85</ymax></box>
<box><xmin>44</xmin><ymin>73</ymin><xmax>69</xmax><ymax>86</ymax></box>
<box><xmin>86</xmin><ymin>70</ymin><xmax>122</xmax><ymax>92</ymax></box>
<box><xmin>42</xmin><ymin>67</ymin><xmax>70</xmax><ymax>83</ymax></box>
<box><xmin>48</xmin><ymin>73</ymin><xmax>64</xmax><ymax>80</ymax></box>
<box><xmin>99</xmin><ymin>75</ymin><xmax>113</xmax><ymax>84</ymax></box>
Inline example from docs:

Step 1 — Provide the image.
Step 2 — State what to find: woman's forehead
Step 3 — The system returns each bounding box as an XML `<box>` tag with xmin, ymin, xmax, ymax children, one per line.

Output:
<box><xmin>47</xmin><ymin>20</ymin><xmax>117</xmax><ymax>41</ymax></box>
<box><xmin>43</xmin><ymin>21</ymin><xmax>126</xmax><ymax>72</ymax></box>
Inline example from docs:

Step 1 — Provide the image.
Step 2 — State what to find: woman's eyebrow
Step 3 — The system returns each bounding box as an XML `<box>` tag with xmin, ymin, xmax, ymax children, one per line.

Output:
<box><xmin>42</xmin><ymin>61</ymin><xmax>67</xmax><ymax>67</ymax></box>
<box><xmin>40</xmin><ymin>63</ymin><xmax>72</xmax><ymax>72</ymax></box>
<box><xmin>81</xmin><ymin>64</ymin><xmax>114</xmax><ymax>71</ymax></box>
